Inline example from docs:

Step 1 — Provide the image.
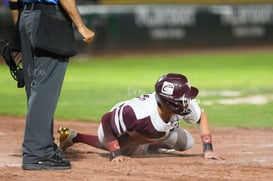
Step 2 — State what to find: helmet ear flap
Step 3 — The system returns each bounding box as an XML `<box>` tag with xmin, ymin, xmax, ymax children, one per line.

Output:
<box><xmin>155</xmin><ymin>93</ymin><xmax>190</xmax><ymax>115</ymax></box>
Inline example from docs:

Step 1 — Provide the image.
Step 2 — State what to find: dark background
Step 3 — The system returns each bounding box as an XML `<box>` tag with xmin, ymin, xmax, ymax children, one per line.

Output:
<box><xmin>1</xmin><ymin>1</ymin><xmax>273</xmax><ymax>55</ymax></box>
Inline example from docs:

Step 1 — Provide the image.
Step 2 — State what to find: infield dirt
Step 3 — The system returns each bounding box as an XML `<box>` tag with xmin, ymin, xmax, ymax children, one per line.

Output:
<box><xmin>0</xmin><ymin>116</ymin><xmax>272</xmax><ymax>181</ymax></box>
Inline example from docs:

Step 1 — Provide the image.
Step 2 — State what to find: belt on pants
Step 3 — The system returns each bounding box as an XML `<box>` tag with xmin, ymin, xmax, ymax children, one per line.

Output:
<box><xmin>24</xmin><ymin>3</ymin><xmax>59</xmax><ymax>11</ymax></box>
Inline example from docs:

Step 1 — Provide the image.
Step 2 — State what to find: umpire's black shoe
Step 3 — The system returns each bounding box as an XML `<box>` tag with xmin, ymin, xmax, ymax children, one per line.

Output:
<box><xmin>22</xmin><ymin>155</ymin><xmax>71</xmax><ymax>170</ymax></box>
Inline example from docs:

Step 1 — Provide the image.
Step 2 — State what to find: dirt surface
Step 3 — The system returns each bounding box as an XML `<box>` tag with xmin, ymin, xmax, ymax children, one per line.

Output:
<box><xmin>0</xmin><ymin>116</ymin><xmax>272</xmax><ymax>181</ymax></box>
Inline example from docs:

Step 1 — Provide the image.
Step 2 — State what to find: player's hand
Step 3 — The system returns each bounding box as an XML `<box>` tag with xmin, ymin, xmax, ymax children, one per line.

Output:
<box><xmin>111</xmin><ymin>155</ymin><xmax>131</xmax><ymax>163</ymax></box>
<box><xmin>78</xmin><ymin>26</ymin><xmax>95</xmax><ymax>44</ymax></box>
<box><xmin>204</xmin><ymin>151</ymin><xmax>224</xmax><ymax>160</ymax></box>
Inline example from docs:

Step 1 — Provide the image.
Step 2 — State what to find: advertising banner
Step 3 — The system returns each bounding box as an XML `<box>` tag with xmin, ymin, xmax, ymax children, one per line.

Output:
<box><xmin>77</xmin><ymin>4</ymin><xmax>273</xmax><ymax>52</ymax></box>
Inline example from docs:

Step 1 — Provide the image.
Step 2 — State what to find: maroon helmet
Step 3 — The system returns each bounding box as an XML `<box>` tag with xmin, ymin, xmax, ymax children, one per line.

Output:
<box><xmin>155</xmin><ymin>73</ymin><xmax>199</xmax><ymax>115</ymax></box>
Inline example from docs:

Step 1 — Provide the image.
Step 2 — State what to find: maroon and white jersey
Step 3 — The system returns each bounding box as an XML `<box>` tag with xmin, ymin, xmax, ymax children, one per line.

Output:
<box><xmin>98</xmin><ymin>92</ymin><xmax>201</xmax><ymax>147</ymax></box>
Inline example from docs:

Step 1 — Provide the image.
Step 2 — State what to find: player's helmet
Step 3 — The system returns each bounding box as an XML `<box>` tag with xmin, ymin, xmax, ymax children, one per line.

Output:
<box><xmin>155</xmin><ymin>73</ymin><xmax>199</xmax><ymax>115</ymax></box>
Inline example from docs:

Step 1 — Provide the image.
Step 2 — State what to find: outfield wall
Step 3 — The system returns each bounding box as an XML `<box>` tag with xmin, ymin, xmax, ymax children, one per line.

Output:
<box><xmin>77</xmin><ymin>4</ymin><xmax>273</xmax><ymax>53</ymax></box>
<box><xmin>90</xmin><ymin>0</ymin><xmax>273</xmax><ymax>4</ymax></box>
<box><xmin>1</xmin><ymin>3</ymin><xmax>273</xmax><ymax>54</ymax></box>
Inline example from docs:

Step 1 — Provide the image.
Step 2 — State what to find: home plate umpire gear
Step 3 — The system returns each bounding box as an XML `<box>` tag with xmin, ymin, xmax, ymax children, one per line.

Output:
<box><xmin>0</xmin><ymin>39</ymin><xmax>24</xmax><ymax>88</ymax></box>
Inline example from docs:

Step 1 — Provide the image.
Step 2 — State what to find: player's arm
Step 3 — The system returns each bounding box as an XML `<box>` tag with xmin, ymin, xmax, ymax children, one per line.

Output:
<box><xmin>197</xmin><ymin>110</ymin><xmax>222</xmax><ymax>160</ymax></box>
<box><xmin>59</xmin><ymin>0</ymin><xmax>95</xmax><ymax>44</ymax></box>
<box><xmin>102</xmin><ymin>105</ymin><xmax>141</xmax><ymax>162</ymax></box>
<box><xmin>101</xmin><ymin>112</ymin><xmax>130</xmax><ymax>162</ymax></box>
<box><xmin>8</xmin><ymin>0</ymin><xmax>22</xmax><ymax>24</ymax></box>
<box><xmin>183</xmin><ymin>100</ymin><xmax>222</xmax><ymax>160</ymax></box>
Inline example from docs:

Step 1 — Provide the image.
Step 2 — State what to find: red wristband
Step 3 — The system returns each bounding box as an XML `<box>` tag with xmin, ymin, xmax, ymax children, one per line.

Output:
<box><xmin>201</xmin><ymin>134</ymin><xmax>213</xmax><ymax>152</ymax></box>
<box><xmin>107</xmin><ymin>140</ymin><xmax>120</xmax><ymax>152</ymax></box>
<box><xmin>201</xmin><ymin>134</ymin><xmax>212</xmax><ymax>144</ymax></box>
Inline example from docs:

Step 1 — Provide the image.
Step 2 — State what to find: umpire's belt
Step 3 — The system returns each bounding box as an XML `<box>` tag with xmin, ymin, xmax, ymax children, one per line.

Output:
<box><xmin>24</xmin><ymin>3</ymin><xmax>59</xmax><ymax>11</ymax></box>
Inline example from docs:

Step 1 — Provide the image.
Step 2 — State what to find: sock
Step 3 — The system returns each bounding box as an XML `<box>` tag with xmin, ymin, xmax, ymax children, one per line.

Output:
<box><xmin>73</xmin><ymin>133</ymin><xmax>105</xmax><ymax>150</ymax></box>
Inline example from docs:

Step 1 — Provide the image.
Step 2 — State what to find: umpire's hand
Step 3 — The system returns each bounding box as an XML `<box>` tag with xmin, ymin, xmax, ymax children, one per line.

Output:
<box><xmin>78</xmin><ymin>26</ymin><xmax>95</xmax><ymax>44</ymax></box>
<box><xmin>59</xmin><ymin>0</ymin><xmax>95</xmax><ymax>44</ymax></box>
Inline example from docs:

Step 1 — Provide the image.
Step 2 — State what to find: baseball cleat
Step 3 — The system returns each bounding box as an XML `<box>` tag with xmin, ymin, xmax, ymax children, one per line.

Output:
<box><xmin>158</xmin><ymin>148</ymin><xmax>176</xmax><ymax>154</ymax></box>
<box><xmin>58</xmin><ymin>127</ymin><xmax>77</xmax><ymax>152</ymax></box>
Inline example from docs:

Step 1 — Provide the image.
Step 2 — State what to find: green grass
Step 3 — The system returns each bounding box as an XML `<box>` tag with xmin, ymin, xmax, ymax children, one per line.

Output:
<box><xmin>0</xmin><ymin>50</ymin><xmax>272</xmax><ymax>128</ymax></box>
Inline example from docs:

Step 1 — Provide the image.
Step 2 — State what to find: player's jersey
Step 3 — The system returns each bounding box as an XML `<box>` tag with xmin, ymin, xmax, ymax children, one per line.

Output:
<box><xmin>104</xmin><ymin>92</ymin><xmax>201</xmax><ymax>142</ymax></box>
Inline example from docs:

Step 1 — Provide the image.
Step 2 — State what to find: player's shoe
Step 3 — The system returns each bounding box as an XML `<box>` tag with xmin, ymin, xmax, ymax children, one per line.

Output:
<box><xmin>58</xmin><ymin>127</ymin><xmax>77</xmax><ymax>152</ymax></box>
<box><xmin>146</xmin><ymin>143</ymin><xmax>175</xmax><ymax>154</ymax></box>
<box><xmin>158</xmin><ymin>148</ymin><xmax>175</xmax><ymax>154</ymax></box>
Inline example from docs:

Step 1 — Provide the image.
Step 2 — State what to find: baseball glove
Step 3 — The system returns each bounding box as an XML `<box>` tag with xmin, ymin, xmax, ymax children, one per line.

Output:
<box><xmin>0</xmin><ymin>39</ymin><xmax>24</xmax><ymax>88</ymax></box>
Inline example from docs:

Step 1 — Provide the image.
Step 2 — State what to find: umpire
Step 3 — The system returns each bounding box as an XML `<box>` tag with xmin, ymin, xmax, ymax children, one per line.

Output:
<box><xmin>8</xmin><ymin>0</ymin><xmax>95</xmax><ymax>170</ymax></box>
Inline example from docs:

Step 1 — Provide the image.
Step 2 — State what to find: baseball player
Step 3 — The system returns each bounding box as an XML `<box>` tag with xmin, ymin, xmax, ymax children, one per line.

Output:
<box><xmin>59</xmin><ymin>73</ymin><xmax>221</xmax><ymax>162</ymax></box>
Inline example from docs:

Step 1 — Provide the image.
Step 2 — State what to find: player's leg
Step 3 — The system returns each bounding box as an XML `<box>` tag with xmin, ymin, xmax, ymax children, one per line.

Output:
<box><xmin>74</xmin><ymin>133</ymin><xmax>105</xmax><ymax>150</ymax></box>
<box><xmin>58</xmin><ymin>126</ymin><xmax>105</xmax><ymax>151</ymax></box>
<box><xmin>160</xmin><ymin>127</ymin><xmax>194</xmax><ymax>151</ymax></box>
